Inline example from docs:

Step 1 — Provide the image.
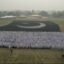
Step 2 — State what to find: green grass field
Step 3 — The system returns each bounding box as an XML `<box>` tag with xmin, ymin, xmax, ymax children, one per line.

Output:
<box><xmin>50</xmin><ymin>18</ymin><xmax>64</xmax><ymax>32</ymax></box>
<box><xmin>0</xmin><ymin>17</ymin><xmax>64</xmax><ymax>31</ymax></box>
<box><xmin>0</xmin><ymin>48</ymin><xmax>64</xmax><ymax>64</ymax></box>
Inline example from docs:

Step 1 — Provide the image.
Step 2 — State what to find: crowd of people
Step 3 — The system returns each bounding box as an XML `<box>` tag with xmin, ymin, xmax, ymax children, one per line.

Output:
<box><xmin>0</xmin><ymin>32</ymin><xmax>64</xmax><ymax>49</ymax></box>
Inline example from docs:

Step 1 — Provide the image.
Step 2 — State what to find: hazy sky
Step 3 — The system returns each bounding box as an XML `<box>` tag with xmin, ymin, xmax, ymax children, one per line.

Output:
<box><xmin>0</xmin><ymin>0</ymin><xmax>64</xmax><ymax>11</ymax></box>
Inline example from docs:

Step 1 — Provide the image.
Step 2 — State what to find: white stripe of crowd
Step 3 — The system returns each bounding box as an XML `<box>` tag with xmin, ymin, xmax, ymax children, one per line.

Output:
<box><xmin>0</xmin><ymin>32</ymin><xmax>64</xmax><ymax>49</ymax></box>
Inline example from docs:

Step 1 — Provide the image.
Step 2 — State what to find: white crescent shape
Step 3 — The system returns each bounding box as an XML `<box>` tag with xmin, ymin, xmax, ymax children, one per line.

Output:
<box><xmin>17</xmin><ymin>23</ymin><xmax>46</xmax><ymax>29</ymax></box>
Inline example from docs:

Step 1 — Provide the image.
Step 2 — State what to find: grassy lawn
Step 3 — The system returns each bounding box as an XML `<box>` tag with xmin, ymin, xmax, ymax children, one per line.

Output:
<box><xmin>0</xmin><ymin>18</ymin><xmax>64</xmax><ymax>32</ymax></box>
<box><xmin>0</xmin><ymin>18</ymin><xmax>16</xmax><ymax>26</ymax></box>
<box><xmin>0</xmin><ymin>48</ymin><xmax>64</xmax><ymax>64</ymax></box>
<box><xmin>51</xmin><ymin>20</ymin><xmax>64</xmax><ymax>32</ymax></box>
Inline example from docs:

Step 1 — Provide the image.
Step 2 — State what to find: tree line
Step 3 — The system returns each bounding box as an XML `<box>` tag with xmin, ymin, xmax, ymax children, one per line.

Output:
<box><xmin>0</xmin><ymin>10</ymin><xmax>64</xmax><ymax>18</ymax></box>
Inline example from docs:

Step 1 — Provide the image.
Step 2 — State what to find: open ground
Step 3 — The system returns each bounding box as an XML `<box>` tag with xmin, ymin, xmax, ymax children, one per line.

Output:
<box><xmin>0</xmin><ymin>48</ymin><xmax>64</xmax><ymax>64</ymax></box>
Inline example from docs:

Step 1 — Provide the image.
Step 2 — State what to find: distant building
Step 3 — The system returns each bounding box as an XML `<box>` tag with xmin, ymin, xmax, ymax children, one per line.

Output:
<box><xmin>26</xmin><ymin>10</ymin><xmax>42</xmax><ymax>19</ymax></box>
<box><xmin>0</xmin><ymin>16</ymin><xmax>16</xmax><ymax>18</ymax></box>
<box><xmin>20</xmin><ymin>15</ymin><xmax>27</xmax><ymax>18</ymax></box>
<box><xmin>27</xmin><ymin>15</ymin><xmax>42</xmax><ymax>19</ymax></box>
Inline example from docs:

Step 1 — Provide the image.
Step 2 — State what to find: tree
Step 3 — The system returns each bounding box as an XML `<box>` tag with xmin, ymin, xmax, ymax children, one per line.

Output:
<box><xmin>51</xmin><ymin>11</ymin><xmax>64</xmax><ymax>18</ymax></box>
<box><xmin>24</xmin><ymin>11</ymin><xmax>32</xmax><ymax>16</ymax></box>
<box><xmin>39</xmin><ymin>11</ymin><xmax>49</xmax><ymax>16</ymax></box>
